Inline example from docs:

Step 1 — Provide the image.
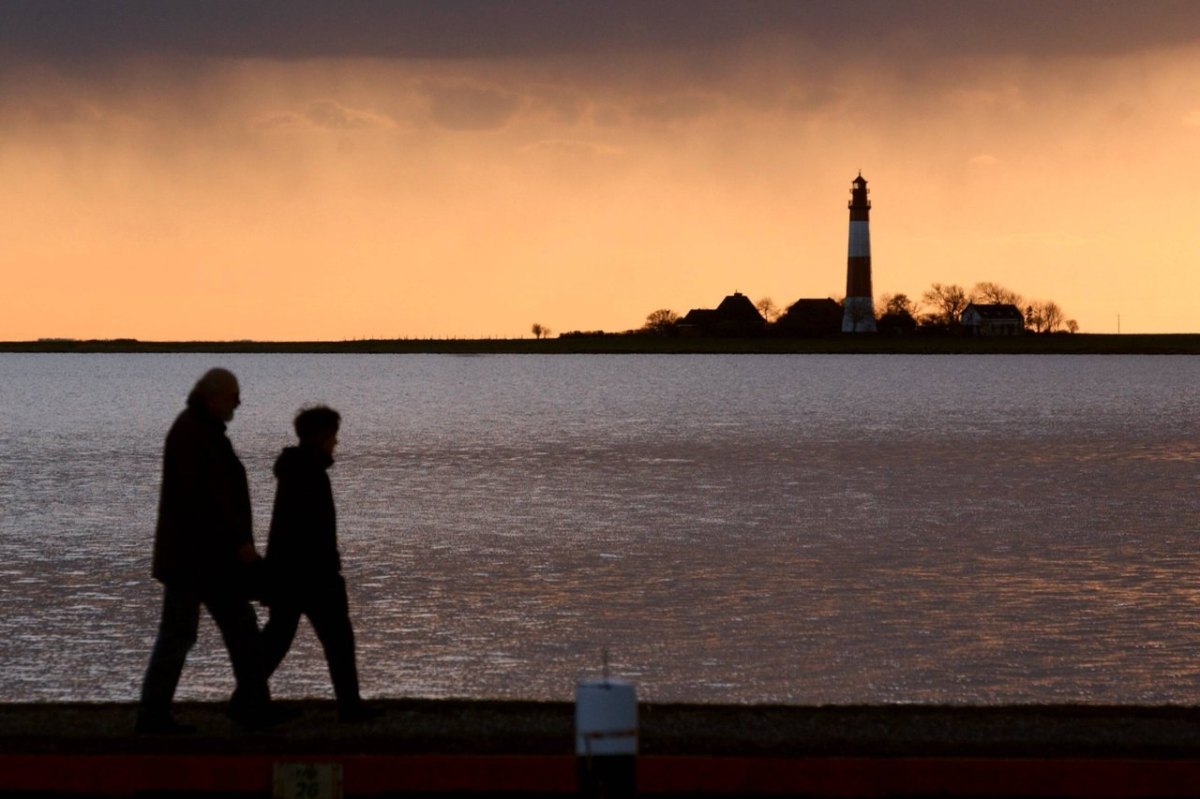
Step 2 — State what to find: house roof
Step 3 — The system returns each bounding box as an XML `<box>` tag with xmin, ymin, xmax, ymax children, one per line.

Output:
<box><xmin>681</xmin><ymin>308</ymin><xmax>719</xmax><ymax>325</ymax></box>
<box><xmin>682</xmin><ymin>292</ymin><xmax>765</xmax><ymax>327</ymax></box>
<box><xmin>965</xmin><ymin>303</ymin><xmax>1023</xmax><ymax>320</ymax></box>
<box><xmin>784</xmin><ymin>298</ymin><xmax>840</xmax><ymax>313</ymax></box>
<box><xmin>714</xmin><ymin>292</ymin><xmax>765</xmax><ymax>324</ymax></box>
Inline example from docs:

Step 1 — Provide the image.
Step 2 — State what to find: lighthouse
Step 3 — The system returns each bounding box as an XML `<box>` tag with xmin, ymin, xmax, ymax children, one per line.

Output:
<box><xmin>842</xmin><ymin>172</ymin><xmax>876</xmax><ymax>332</ymax></box>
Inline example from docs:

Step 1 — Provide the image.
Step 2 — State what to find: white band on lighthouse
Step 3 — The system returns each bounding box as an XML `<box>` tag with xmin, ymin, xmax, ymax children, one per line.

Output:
<box><xmin>842</xmin><ymin>297</ymin><xmax>875</xmax><ymax>332</ymax></box>
<box><xmin>848</xmin><ymin>221</ymin><xmax>871</xmax><ymax>259</ymax></box>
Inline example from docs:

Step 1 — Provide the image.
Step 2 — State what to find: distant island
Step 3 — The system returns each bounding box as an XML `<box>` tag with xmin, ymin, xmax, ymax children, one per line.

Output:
<box><xmin>553</xmin><ymin>175</ymin><xmax>1087</xmax><ymax>344</ymax></box>
<box><xmin>4</xmin><ymin>334</ymin><xmax>1200</xmax><ymax>355</ymax></box>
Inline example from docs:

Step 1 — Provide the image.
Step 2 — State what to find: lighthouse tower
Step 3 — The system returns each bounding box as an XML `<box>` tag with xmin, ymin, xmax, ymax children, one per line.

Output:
<box><xmin>842</xmin><ymin>172</ymin><xmax>876</xmax><ymax>332</ymax></box>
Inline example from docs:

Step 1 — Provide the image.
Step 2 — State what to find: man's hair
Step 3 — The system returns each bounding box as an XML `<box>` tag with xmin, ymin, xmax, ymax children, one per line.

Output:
<box><xmin>294</xmin><ymin>405</ymin><xmax>341</xmax><ymax>441</ymax></box>
<box><xmin>187</xmin><ymin>368</ymin><xmax>237</xmax><ymax>408</ymax></box>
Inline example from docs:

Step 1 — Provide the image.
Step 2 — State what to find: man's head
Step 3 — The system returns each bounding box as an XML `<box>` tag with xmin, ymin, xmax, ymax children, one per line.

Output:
<box><xmin>187</xmin><ymin>368</ymin><xmax>241</xmax><ymax>422</ymax></box>
<box><xmin>294</xmin><ymin>406</ymin><xmax>341</xmax><ymax>456</ymax></box>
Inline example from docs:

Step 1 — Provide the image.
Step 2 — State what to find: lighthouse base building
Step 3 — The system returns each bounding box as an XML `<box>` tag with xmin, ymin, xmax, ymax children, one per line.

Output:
<box><xmin>842</xmin><ymin>296</ymin><xmax>876</xmax><ymax>333</ymax></box>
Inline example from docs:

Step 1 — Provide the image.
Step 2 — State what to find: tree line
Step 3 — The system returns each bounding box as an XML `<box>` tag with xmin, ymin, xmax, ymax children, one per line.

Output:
<box><xmin>877</xmin><ymin>281</ymin><xmax>1077</xmax><ymax>334</ymax></box>
<box><xmin>639</xmin><ymin>281</ymin><xmax>1077</xmax><ymax>335</ymax></box>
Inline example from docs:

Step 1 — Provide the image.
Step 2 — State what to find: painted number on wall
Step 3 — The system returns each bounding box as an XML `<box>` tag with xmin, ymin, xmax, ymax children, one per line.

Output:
<box><xmin>273</xmin><ymin>763</ymin><xmax>343</xmax><ymax>799</ymax></box>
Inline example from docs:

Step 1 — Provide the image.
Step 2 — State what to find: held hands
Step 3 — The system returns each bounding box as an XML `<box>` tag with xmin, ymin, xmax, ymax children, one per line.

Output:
<box><xmin>237</xmin><ymin>544</ymin><xmax>276</xmax><ymax>606</ymax></box>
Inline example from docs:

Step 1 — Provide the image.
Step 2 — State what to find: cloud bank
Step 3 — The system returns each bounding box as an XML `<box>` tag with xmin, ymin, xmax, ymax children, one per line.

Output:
<box><xmin>4</xmin><ymin>1</ymin><xmax>1200</xmax><ymax>65</ymax></box>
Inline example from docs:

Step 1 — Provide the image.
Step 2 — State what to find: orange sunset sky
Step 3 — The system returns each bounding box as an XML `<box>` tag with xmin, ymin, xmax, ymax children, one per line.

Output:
<box><xmin>2</xmin><ymin>1</ymin><xmax>1200</xmax><ymax>340</ymax></box>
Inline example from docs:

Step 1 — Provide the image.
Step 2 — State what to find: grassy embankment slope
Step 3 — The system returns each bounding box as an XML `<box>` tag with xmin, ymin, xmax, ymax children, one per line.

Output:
<box><xmin>3</xmin><ymin>334</ymin><xmax>1200</xmax><ymax>355</ymax></box>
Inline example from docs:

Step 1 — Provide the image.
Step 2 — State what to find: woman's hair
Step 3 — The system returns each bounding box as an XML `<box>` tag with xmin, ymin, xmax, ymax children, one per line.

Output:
<box><xmin>294</xmin><ymin>405</ymin><xmax>341</xmax><ymax>441</ymax></box>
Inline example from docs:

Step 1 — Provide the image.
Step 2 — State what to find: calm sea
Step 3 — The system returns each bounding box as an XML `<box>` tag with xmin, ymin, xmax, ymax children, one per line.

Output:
<box><xmin>1</xmin><ymin>353</ymin><xmax>1199</xmax><ymax>705</ymax></box>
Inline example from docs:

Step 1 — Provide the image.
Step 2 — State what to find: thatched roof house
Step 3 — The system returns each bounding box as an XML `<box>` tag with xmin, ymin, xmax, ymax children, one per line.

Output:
<box><xmin>776</xmin><ymin>298</ymin><xmax>842</xmax><ymax>336</ymax></box>
<box><xmin>680</xmin><ymin>292</ymin><xmax>766</xmax><ymax>336</ymax></box>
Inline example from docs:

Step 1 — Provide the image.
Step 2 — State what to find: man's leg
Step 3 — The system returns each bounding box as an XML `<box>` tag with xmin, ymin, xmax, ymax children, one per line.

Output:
<box><xmin>137</xmin><ymin>584</ymin><xmax>201</xmax><ymax>731</ymax></box>
<box><xmin>306</xmin><ymin>576</ymin><xmax>364</xmax><ymax>714</ymax></box>
<box><xmin>204</xmin><ymin>591</ymin><xmax>272</xmax><ymax>717</ymax></box>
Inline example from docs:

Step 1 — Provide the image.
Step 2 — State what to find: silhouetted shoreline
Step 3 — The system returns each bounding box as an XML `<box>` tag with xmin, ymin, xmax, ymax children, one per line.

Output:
<box><xmin>4</xmin><ymin>333</ymin><xmax>1200</xmax><ymax>355</ymax></box>
<box><xmin>6</xmin><ymin>699</ymin><xmax>1200</xmax><ymax>757</ymax></box>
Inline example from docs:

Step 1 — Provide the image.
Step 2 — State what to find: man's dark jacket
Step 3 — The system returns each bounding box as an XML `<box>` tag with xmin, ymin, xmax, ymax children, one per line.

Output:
<box><xmin>265</xmin><ymin>444</ymin><xmax>342</xmax><ymax>595</ymax></box>
<box><xmin>152</xmin><ymin>401</ymin><xmax>253</xmax><ymax>589</ymax></box>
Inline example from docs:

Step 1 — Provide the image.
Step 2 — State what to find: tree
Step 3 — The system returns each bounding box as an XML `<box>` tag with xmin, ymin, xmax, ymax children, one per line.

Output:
<box><xmin>1042</xmin><ymin>303</ymin><xmax>1064</xmax><ymax>333</ymax></box>
<box><xmin>1066</xmin><ymin>319</ymin><xmax>1079</xmax><ymax>334</ymax></box>
<box><xmin>642</xmin><ymin>309</ymin><xmax>679</xmax><ymax>334</ymax></box>
<box><xmin>971</xmin><ymin>281</ymin><xmax>1023</xmax><ymax>306</ymax></box>
<box><xmin>922</xmin><ymin>283</ymin><xmax>970</xmax><ymax>326</ymax></box>
<box><xmin>1025</xmin><ymin>301</ymin><xmax>1065</xmax><ymax>334</ymax></box>
<box><xmin>531</xmin><ymin>323</ymin><xmax>550</xmax><ymax>339</ymax></box>
<box><xmin>877</xmin><ymin>293</ymin><xmax>920</xmax><ymax>318</ymax></box>
<box><xmin>755</xmin><ymin>297</ymin><xmax>781</xmax><ymax>324</ymax></box>
<box><xmin>875</xmin><ymin>293</ymin><xmax>918</xmax><ymax>335</ymax></box>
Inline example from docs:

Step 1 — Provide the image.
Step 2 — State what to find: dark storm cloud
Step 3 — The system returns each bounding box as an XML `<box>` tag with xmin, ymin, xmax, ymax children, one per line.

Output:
<box><xmin>422</xmin><ymin>82</ymin><xmax>523</xmax><ymax>131</ymax></box>
<box><xmin>252</xmin><ymin>100</ymin><xmax>391</xmax><ymax>131</ymax></box>
<box><xmin>303</xmin><ymin>99</ymin><xmax>388</xmax><ymax>130</ymax></box>
<box><xmin>630</xmin><ymin>94</ymin><xmax>716</xmax><ymax>125</ymax></box>
<box><xmin>3</xmin><ymin>1</ymin><xmax>1200</xmax><ymax>65</ymax></box>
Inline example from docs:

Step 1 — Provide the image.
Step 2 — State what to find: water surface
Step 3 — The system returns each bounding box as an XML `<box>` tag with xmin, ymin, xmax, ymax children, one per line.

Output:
<box><xmin>1</xmin><ymin>353</ymin><xmax>1198</xmax><ymax>704</ymax></box>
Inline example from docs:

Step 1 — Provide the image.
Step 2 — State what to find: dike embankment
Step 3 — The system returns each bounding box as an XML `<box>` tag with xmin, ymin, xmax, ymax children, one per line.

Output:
<box><xmin>5</xmin><ymin>700</ymin><xmax>1200</xmax><ymax>796</ymax></box>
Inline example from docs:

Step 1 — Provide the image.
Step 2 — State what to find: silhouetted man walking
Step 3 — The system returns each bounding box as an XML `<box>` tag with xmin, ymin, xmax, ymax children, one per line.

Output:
<box><xmin>137</xmin><ymin>368</ymin><xmax>289</xmax><ymax>733</ymax></box>
<box><xmin>261</xmin><ymin>406</ymin><xmax>377</xmax><ymax>722</ymax></box>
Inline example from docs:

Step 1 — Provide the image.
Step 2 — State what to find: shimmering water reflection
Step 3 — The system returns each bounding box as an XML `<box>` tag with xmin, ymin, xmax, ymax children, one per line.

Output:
<box><xmin>1</xmin><ymin>353</ymin><xmax>1199</xmax><ymax>704</ymax></box>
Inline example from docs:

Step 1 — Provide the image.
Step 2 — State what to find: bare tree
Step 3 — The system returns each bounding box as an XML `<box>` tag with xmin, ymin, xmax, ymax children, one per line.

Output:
<box><xmin>972</xmin><ymin>281</ymin><xmax>1023</xmax><ymax>306</ymax></box>
<box><xmin>1028</xmin><ymin>301</ymin><xmax>1066</xmax><ymax>333</ymax></box>
<box><xmin>1066</xmin><ymin>319</ymin><xmax>1079</xmax><ymax>334</ymax></box>
<box><xmin>1041</xmin><ymin>302</ymin><xmax>1064</xmax><ymax>333</ymax></box>
<box><xmin>1025</xmin><ymin>301</ymin><xmax>1065</xmax><ymax>334</ymax></box>
<box><xmin>755</xmin><ymin>297</ymin><xmax>781</xmax><ymax>324</ymax></box>
<box><xmin>531</xmin><ymin>323</ymin><xmax>550</xmax><ymax>339</ymax></box>
<box><xmin>1024</xmin><ymin>305</ymin><xmax>1042</xmax><ymax>333</ymax></box>
<box><xmin>922</xmin><ymin>283</ymin><xmax>970</xmax><ymax>326</ymax></box>
<box><xmin>877</xmin><ymin>293</ymin><xmax>920</xmax><ymax>318</ymax></box>
<box><xmin>642</xmin><ymin>309</ymin><xmax>679</xmax><ymax>334</ymax></box>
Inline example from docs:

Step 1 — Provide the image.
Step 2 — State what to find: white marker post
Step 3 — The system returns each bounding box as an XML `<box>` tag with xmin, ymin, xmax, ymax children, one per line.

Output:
<box><xmin>575</xmin><ymin>677</ymin><xmax>637</xmax><ymax>798</ymax></box>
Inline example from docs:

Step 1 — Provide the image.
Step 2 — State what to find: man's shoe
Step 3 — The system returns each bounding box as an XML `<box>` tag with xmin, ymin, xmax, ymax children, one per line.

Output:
<box><xmin>338</xmin><ymin>703</ymin><xmax>384</xmax><ymax>723</ymax></box>
<box><xmin>229</xmin><ymin>702</ymin><xmax>302</xmax><ymax>732</ymax></box>
<box><xmin>135</xmin><ymin>714</ymin><xmax>196</xmax><ymax>735</ymax></box>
